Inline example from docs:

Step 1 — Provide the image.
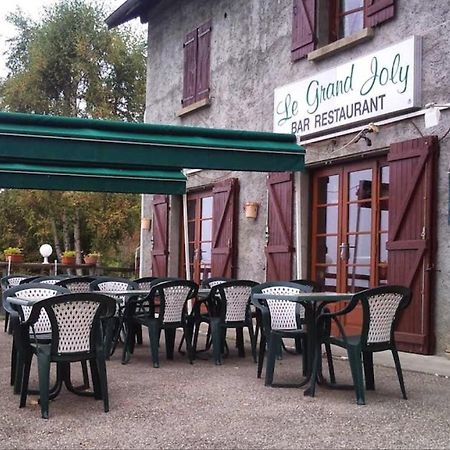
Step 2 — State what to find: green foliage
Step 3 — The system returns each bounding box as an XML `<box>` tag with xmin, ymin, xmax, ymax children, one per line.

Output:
<box><xmin>62</xmin><ymin>250</ymin><xmax>76</xmax><ymax>257</ymax></box>
<box><xmin>1</xmin><ymin>0</ymin><xmax>146</xmax><ymax>120</ymax></box>
<box><xmin>3</xmin><ymin>247</ymin><xmax>23</xmax><ymax>256</ymax></box>
<box><xmin>0</xmin><ymin>0</ymin><xmax>145</xmax><ymax>266</ymax></box>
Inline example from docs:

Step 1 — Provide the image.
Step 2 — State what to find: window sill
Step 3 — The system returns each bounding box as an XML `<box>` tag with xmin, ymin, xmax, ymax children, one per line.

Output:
<box><xmin>307</xmin><ymin>28</ymin><xmax>374</xmax><ymax>62</ymax></box>
<box><xmin>177</xmin><ymin>98</ymin><xmax>211</xmax><ymax>117</ymax></box>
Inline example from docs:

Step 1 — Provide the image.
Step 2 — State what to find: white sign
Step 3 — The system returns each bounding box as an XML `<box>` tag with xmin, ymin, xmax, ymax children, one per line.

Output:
<box><xmin>273</xmin><ymin>36</ymin><xmax>422</xmax><ymax>137</ymax></box>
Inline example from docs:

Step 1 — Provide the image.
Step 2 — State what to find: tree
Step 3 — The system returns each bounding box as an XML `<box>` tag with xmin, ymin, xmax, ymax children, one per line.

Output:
<box><xmin>0</xmin><ymin>0</ymin><xmax>146</xmax><ymax>265</ymax></box>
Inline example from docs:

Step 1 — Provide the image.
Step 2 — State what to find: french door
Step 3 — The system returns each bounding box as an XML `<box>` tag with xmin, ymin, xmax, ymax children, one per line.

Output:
<box><xmin>187</xmin><ymin>190</ymin><xmax>213</xmax><ymax>284</ymax></box>
<box><xmin>310</xmin><ymin>158</ymin><xmax>388</xmax><ymax>333</ymax></box>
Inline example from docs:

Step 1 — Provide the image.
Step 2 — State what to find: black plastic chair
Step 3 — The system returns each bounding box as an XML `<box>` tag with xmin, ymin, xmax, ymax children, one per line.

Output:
<box><xmin>16</xmin><ymin>292</ymin><xmax>115</xmax><ymax>418</ymax></box>
<box><xmin>206</xmin><ymin>280</ymin><xmax>258</xmax><ymax>365</ymax></box>
<box><xmin>251</xmin><ymin>281</ymin><xmax>313</xmax><ymax>386</ymax></box>
<box><xmin>313</xmin><ymin>285</ymin><xmax>412</xmax><ymax>405</ymax></box>
<box><xmin>123</xmin><ymin>279</ymin><xmax>198</xmax><ymax>367</ymax></box>
<box><xmin>1</xmin><ymin>274</ymin><xmax>29</xmax><ymax>332</ymax></box>
<box><xmin>291</xmin><ymin>279</ymin><xmax>322</xmax><ymax>293</ymax></box>
<box><xmin>89</xmin><ymin>277</ymin><xmax>139</xmax><ymax>357</ymax></box>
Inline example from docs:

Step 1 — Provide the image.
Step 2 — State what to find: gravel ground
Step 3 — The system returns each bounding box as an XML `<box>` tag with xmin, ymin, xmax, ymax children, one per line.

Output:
<box><xmin>0</xmin><ymin>328</ymin><xmax>449</xmax><ymax>449</ymax></box>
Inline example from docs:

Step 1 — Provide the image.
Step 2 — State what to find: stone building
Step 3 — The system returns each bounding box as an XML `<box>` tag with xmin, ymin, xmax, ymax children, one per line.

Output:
<box><xmin>107</xmin><ymin>0</ymin><xmax>450</xmax><ymax>355</ymax></box>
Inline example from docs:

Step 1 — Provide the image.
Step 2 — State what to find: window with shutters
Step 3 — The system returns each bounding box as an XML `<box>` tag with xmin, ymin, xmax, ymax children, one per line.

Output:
<box><xmin>292</xmin><ymin>0</ymin><xmax>395</xmax><ymax>62</ymax></box>
<box><xmin>178</xmin><ymin>20</ymin><xmax>212</xmax><ymax>116</ymax></box>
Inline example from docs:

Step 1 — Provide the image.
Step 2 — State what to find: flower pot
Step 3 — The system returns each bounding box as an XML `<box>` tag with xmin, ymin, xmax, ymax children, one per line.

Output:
<box><xmin>5</xmin><ymin>254</ymin><xmax>24</xmax><ymax>263</ymax></box>
<box><xmin>84</xmin><ymin>256</ymin><xmax>98</xmax><ymax>265</ymax></box>
<box><xmin>61</xmin><ymin>256</ymin><xmax>76</xmax><ymax>265</ymax></box>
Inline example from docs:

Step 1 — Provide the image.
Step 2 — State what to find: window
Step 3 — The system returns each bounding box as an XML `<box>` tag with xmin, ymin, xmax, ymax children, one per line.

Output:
<box><xmin>181</xmin><ymin>20</ymin><xmax>212</xmax><ymax>109</ymax></box>
<box><xmin>291</xmin><ymin>0</ymin><xmax>395</xmax><ymax>61</ymax></box>
<box><xmin>330</xmin><ymin>0</ymin><xmax>366</xmax><ymax>41</ymax></box>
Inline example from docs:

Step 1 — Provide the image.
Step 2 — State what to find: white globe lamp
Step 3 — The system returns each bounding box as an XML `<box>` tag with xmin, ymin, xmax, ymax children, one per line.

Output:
<box><xmin>39</xmin><ymin>244</ymin><xmax>53</xmax><ymax>264</ymax></box>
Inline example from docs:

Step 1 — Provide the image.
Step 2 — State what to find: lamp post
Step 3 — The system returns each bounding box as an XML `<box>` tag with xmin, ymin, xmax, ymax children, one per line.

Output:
<box><xmin>39</xmin><ymin>244</ymin><xmax>53</xmax><ymax>264</ymax></box>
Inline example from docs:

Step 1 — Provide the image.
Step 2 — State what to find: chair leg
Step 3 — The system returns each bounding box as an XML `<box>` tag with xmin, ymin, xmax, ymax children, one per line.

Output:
<box><xmin>13</xmin><ymin>349</ymin><xmax>24</xmax><ymax>395</ymax></box>
<box><xmin>210</xmin><ymin>318</ymin><xmax>223</xmax><ymax>365</ymax></box>
<box><xmin>184</xmin><ymin>320</ymin><xmax>195</xmax><ymax>364</ymax></box>
<box><xmin>347</xmin><ymin>347</ymin><xmax>365</xmax><ymax>405</ymax></box>
<box><xmin>10</xmin><ymin>341</ymin><xmax>17</xmax><ymax>387</ymax></box>
<box><xmin>363</xmin><ymin>351</ymin><xmax>375</xmax><ymax>391</ymax></box>
<box><xmin>4</xmin><ymin>311</ymin><xmax>9</xmax><ymax>333</ymax></box>
<box><xmin>236</xmin><ymin>328</ymin><xmax>245</xmax><ymax>357</ymax></box>
<box><xmin>135</xmin><ymin>325</ymin><xmax>143</xmax><ymax>345</ymax></box>
<box><xmin>301</xmin><ymin>337</ymin><xmax>308</xmax><ymax>376</ymax></box>
<box><xmin>81</xmin><ymin>360</ymin><xmax>90</xmax><ymax>389</ymax></box>
<box><xmin>96</xmin><ymin>354</ymin><xmax>109</xmax><ymax>412</ymax></box>
<box><xmin>165</xmin><ymin>328</ymin><xmax>176</xmax><ymax>360</ymax></box>
<box><xmin>19</xmin><ymin>353</ymin><xmax>33</xmax><ymax>408</ymax></box>
<box><xmin>265</xmin><ymin>334</ymin><xmax>280</xmax><ymax>386</ymax></box>
<box><xmin>147</xmin><ymin>322</ymin><xmax>161</xmax><ymax>368</ymax></box>
<box><xmin>36</xmin><ymin>350</ymin><xmax>51</xmax><ymax>419</ymax></box>
<box><xmin>257</xmin><ymin>333</ymin><xmax>266</xmax><ymax>378</ymax></box>
<box><xmin>121</xmin><ymin>321</ymin><xmax>134</xmax><ymax>365</ymax></box>
<box><xmin>392</xmin><ymin>346</ymin><xmax>407</xmax><ymax>399</ymax></box>
<box><xmin>89</xmin><ymin>359</ymin><xmax>102</xmax><ymax>400</ymax></box>
<box><xmin>325</xmin><ymin>342</ymin><xmax>336</xmax><ymax>384</ymax></box>
<box><xmin>248</xmin><ymin>323</ymin><xmax>257</xmax><ymax>363</ymax></box>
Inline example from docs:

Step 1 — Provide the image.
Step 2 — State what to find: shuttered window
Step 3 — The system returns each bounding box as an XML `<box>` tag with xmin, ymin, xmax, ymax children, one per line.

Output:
<box><xmin>292</xmin><ymin>0</ymin><xmax>395</xmax><ymax>61</ymax></box>
<box><xmin>182</xmin><ymin>20</ymin><xmax>211</xmax><ymax>107</ymax></box>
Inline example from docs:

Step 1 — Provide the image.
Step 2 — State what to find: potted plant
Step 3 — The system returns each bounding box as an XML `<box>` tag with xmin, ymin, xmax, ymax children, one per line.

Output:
<box><xmin>61</xmin><ymin>250</ymin><xmax>76</xmax><ymax>265</ymax></box>
<box><xmin>84</xmin><ymin>251</ymin><xmax>100</xmax><ymax>265</ymax></box>
<box><xmin>4</xmin><ymin>247</ymin><xmax>24</xmax><ymax>263</ymax></box>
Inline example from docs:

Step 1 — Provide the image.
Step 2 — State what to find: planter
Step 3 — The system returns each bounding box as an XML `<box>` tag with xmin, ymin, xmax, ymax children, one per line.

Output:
<box><xmin>84</xmin><ymin>256</ymin><xmax>98</xmax><ymax>265</ymax></box>
<box><xmin>61</xmin><ymin>256</ymin><xmax>76</xmax><ymax>265</ymax></box>
<box><xmin>5</xmin><ymin>254</ymin><xmax>24</xmax><ymax>263</ymax></box>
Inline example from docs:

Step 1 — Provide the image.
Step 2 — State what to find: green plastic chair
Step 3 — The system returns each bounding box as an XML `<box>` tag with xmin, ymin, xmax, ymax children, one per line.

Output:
<box><xmin>313</xmin><ymin>285</ymin><xmax>411</xmax><ymax>405</ymax></box>
<box><xmin>1</xmin><ymin>274</ymin><xmax>29</xmax><ymax>332</ymax></box>
<box><xmin>17</xmin><ymin>292</ymin><xmax>115</xmax><ymax>418</ymax></box>
<box><xmin>123</xmin><ymin>279</ymin><xmax>198</xmax><ymax>367</ymax></box>
<box><xmin>207</xmin><ymin>280</ymin><xmax>258</xmax><ymax>365</ymax></box>
<box><xmin>251</xmin><ymin>282</ymin><xmax>313</xmax><ymax>386</ymax></box>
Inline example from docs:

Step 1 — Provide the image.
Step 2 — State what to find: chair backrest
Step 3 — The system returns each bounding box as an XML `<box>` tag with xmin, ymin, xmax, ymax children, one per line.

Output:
<box><xmin>355</xmin><ymin>285</ymin><xmax>411</xmax><ymax>346</ymax></box>
<box><xmin>1</xmin><ymin>274</ymin><xmax>29</xmax><ymax>290</ymax></box>
<box><xmin>90</xmin><ymin>277</ymin><xmax>138</xmax><ymax>307</ymax></box>
<box><xmin>19</xmin><ymin>275</ymin><xmax>43</xmax><ymax>284</ymax></box>
<box><xmin>33</xmin><ymin>275</ymin><xmax>69</xmax><ymax>285</ymax></box>
<box><xmin>56</xmin><ymin>276</ymin><xmax>97</xmax><ymax>293</ymax></box>
<box><xmin>252</xmin><ymin>282</ymin><xmax>313</xmax><ymax>331</ymax></box>
<box><xmin>148</xmin><ymin>280</ymin><xmax>198</xmax><ymax>324</ymax></box>
<box><xmin>25</xmin><ymin>293</ymin><xmax>116</xmax><ymax>355</ymax></box>
<box><xmin>133</xmin><ymin>277</ymin><xmax>159</xmax><ymax>290</ymax></box>
<box><xmin>290</xmin><ymin>279</ymin><xmax>322</xmax><ymax>292</ymax></box>
<box><xmin>201</xmin><ymin>277</ymin><xmax>231</xmax><ymax>288</ymax></box>
<box><xmin>210</xmin><ymin>280</ymin><xmax>258</xmax><ymax>323</ymax></box>
<box><xmin>4</xmin><ymin>283</ymin><xmax>70</xmax><ymax>334</ymax></box>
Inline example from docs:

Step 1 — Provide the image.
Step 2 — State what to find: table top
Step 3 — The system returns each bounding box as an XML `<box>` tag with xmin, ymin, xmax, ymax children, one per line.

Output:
<box><xmin>252</xmin><ymin>292</ymin><xmax>353</xmax><ymax>303</ymax></box>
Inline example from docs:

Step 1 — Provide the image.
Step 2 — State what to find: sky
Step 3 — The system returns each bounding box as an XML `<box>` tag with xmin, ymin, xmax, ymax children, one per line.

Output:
<box><xmin>0</xmin><ymin>0</ymin><xmax>143</xmax><ymax>77</ymax></box>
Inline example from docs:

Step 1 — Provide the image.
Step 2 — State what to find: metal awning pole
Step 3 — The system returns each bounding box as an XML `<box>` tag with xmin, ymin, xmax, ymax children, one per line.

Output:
<box><xmin>183</xmin><ymin>193</ymin><xmax>192</xmax><ymax>311</ymax></box>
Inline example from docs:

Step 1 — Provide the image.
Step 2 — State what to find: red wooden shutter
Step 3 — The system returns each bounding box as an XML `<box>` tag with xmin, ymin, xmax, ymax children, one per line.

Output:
<box><xmin>211</xmin><ymin>178</ymin><xmax>238</xmax><ymax>278</ymax></box>
<box><xmin>387</xmin><ymin>136</ymin><xmax>438</xmax><ymax>354</ymax></box>
<box><xmin>152</xmin><ymin>195</ymin><xmax>169</xmax><ymax>277</ymax></box>
<box><xmin>291</xmin><ymin>0</ymin><xmax>316</xmax><ymax>61</ymax></box>
<box><xmin>182</xmin><ymin>29</ymin><xmax>198</xmax><ymax>107</ymax></box>
<box><xmin>265</xmin><ymin>173</ymin><xmax>294</xmax><ymax>281</ymax></box>
<box><xmin>365</xmin><ymin>0</ymin><xmax>395</xmax><ymax>28</ymax></box>
<box><xmin>196</xmin><ymin>20</ymin><xmax>211</xmax><ymax>102</ymax></box>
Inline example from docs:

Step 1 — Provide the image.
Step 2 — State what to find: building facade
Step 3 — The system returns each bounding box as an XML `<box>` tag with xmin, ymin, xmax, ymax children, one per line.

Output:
<box><xmin>121</xmin><ymin>0</ymin><xmax>450</xmax><ymax>355</ymax></box>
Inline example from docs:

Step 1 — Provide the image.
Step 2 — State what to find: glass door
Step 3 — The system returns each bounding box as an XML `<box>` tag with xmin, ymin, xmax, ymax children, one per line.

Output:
<box><xmin>311</xmin><ymin>158</ymin><xmax>389</xmax><ymax>333</ymax></box>
<box><xmin>187</xmin><ymin>190</ymin><xmax>213</xmax><ymax>285</ymax></box>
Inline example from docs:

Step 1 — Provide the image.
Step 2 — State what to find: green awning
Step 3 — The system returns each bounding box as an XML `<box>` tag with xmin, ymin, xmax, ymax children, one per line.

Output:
<box><xmin>0</xmin><ymin>162</ymin><xmax>186</xmax><ymax>194</ymax></box>
<box><xmin>0</xmin><ymin>111</ymin><xmax>304</xmax><ymax>172</ymax></box>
